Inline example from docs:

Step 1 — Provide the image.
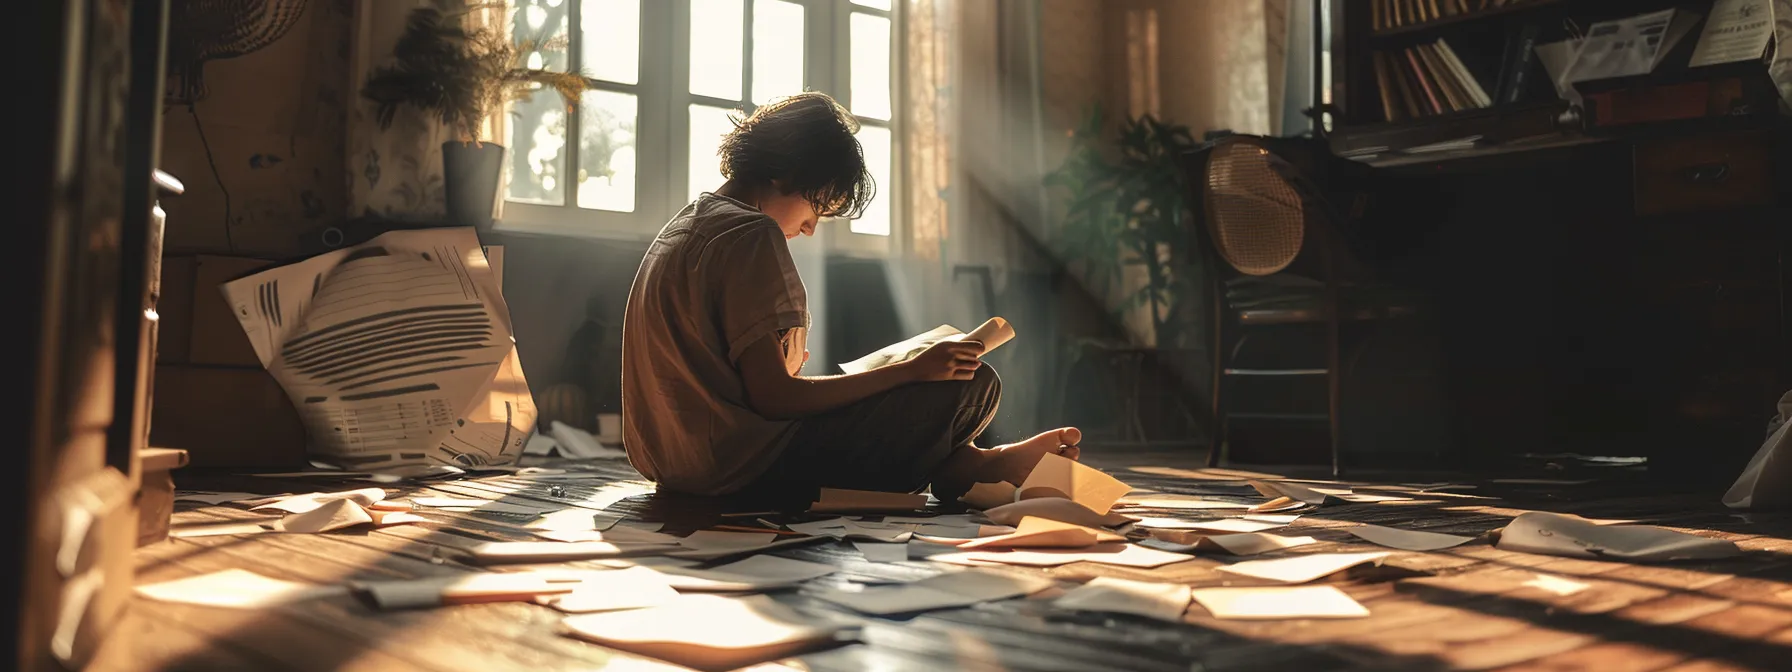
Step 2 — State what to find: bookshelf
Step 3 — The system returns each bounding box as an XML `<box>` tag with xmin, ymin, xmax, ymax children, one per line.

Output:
<box><xmin>1326</xmin><ymin>0</ymin><xmax>1783</xmax><ymax>158</ymax></box>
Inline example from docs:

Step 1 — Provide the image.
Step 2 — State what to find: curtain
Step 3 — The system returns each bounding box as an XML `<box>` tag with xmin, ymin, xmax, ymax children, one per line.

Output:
<box><xmin>902</xmin><ymin>0</ymin><xmax>956</xmax><ymax>261</ymax></box>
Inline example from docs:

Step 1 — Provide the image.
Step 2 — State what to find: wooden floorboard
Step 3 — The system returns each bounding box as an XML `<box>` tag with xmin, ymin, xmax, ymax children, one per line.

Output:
<box><xmin>100</xmin><ymin>447</ymin><xmax>1792</xmax><ymax>671</ymax></box>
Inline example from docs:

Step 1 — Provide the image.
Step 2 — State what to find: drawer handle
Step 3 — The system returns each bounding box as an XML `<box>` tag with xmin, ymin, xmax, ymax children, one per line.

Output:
<box><xmin>1681</xmin><ymin>162</ymin><xmax>1730</xmax><ymax>183</ymax></box>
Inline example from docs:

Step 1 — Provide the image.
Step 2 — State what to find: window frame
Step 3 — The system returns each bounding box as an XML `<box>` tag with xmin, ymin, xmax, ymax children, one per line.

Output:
<box><xmin>495</xmin><ymin>0</ymin><xmax>902</xmax><ymax>255</ymax></box>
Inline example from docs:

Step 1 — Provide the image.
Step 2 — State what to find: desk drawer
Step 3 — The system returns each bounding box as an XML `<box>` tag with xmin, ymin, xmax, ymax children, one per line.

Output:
<box><xmin>1634</xmin><ymin>130</ymin><xmax>1774</xmax><ymax>217</ymax></box>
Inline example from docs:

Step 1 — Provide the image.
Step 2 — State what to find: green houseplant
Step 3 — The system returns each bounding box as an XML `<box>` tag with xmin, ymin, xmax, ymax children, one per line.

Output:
<box><xmin>361</xmin><ymin>4</ymin><xmax>587</xmax><ymax>229</ymax></box>
<box><xmin>1045</xmin><ymin>105</ymin><xmax>1202</xmax><ymax>349</ymax></box>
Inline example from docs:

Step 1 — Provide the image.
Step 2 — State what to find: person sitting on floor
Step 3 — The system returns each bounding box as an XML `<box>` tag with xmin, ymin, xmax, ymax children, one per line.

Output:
<box><xmin>620</xmin><ymin>92</ymin><xmax>1080</xmax><ymax>500</ymax></box>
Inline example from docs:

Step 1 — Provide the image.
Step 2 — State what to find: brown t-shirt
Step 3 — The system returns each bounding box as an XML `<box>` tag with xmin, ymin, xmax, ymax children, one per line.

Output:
<box><xmin>621</xmin><ymin>194</ymin><xmax>809</xmax><ymax>495</ymax></box>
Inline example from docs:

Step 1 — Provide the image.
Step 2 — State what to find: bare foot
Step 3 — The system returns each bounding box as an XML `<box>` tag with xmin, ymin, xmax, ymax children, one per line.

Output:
<box><xmin>932</xmin><ymin>428</ymin><xmax>1081</xmax><ymax>501</ymax></box>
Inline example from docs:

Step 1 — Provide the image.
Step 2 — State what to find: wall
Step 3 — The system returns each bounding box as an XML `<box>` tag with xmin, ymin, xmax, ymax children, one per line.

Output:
<box><xmin>160</xmin><ymin>0</ymin><xmax>351</xmax><ymax>257</ymax></box>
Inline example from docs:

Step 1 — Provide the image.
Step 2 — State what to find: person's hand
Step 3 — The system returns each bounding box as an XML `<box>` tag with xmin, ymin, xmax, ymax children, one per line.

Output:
<box><xmin>903</xmin><ymin>340</ymin><xmax>984</xmax><ymax>382</ymax></box>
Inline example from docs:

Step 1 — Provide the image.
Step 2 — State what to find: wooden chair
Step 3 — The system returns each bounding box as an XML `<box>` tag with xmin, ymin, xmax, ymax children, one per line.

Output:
<box><xmin>1181</xmin><ymin>136</ymin><xmax>1419</xmax><ymax>476</ymax></box>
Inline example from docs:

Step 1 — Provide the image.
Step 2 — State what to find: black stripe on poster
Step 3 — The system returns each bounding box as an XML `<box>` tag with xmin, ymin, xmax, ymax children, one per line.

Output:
<box><xmin>340</xmin><ymin>383</ymin><xmax>440</xmax><ymax>402</ymax></box>
<box><xmin>281</xmin><ymin>310</ymin><xmax>488</xmax><ymax>361</ymax></box>
<box><xmin>284</xmin><ymin>324</ymin><xmax>490</xmax><ymax>369</ymax></box>
<box><xmin>283</xmin><ymin>304</ymin><xmax>484</xmax><ymax>349</ymax></box>
<box><xmin>291</xmin><ymin>337</ymin><xmax>491</xmax><ymax>379</ymax></box>
<box><xmin>339</xmin><ymin>361</ymin><xmax>496</xmax><ymax>391</ymax></box>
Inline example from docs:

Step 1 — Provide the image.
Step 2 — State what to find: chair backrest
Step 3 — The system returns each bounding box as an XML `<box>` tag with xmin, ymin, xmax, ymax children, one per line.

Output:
<box><xmin>1200</xmin><ymin>139</ymin><xmax>1307</xmax><ymax>277</ymax></box>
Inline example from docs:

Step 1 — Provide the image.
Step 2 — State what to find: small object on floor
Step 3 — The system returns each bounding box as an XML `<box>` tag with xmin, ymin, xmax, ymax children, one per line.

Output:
<box><xmin>136</xmin><ymin>569</ymin><xmax>345</xmax><ymax>608</ymax></box>
<box><xmin>356</xmin><ymin>572</ymin><xmax>579</xmax><ymax>610</ymax></box>
<box><xmin>535</xmin><ymin>567</ymin><xmax>679</xmax><ymax>613</ymax></box>
<box><xmin>853</xmin><ymin>541</ymin><xmax>909</xmax><ymax>563</ymax></box>
<box><xmin>815</xmin><ymin>568</ymin><xmax>1054</xmax><ymax>615</ymax></box>
<box><xmin>1495</xmin><ymin>511</ymin><xmax>1742</xmax><ymax>561</ymax></box>
<box><xmin>560</xmin><ymin>594</ymin><xmax>851</xmax><ymax>672</ymax></box>
<box><xmin>809</xmin><ymin>488</ymin><xmax>928</xmax><ymax>513</ymax></box>
<box><xmin>1143</xmin><ymin>532</ymin><xmax>1317</xmax><ymax>556</ymax></box>
<box><xmin>1018</xmin><ymin>453</ymin><xmax>1130</xmax><ymax>515</ymax></box>
<box><xmin>957</xmin><ymin>516</ymin><xmax>1124</xmax><ymax>550</ymax></box>
<box><xmin>1054</xmin><ymin>577</ymin><xmax>1192</xmax><ymax>622</ymax></box>
<box><xmin>931</xmin><ymin>542</ymin><xmax>1191</xmax><ymax>569</ymax></box>
<box><xmin>653</xmin><ymin>555</ymin><xmax>838</xmax><ymax>592</ymax></box>
<box><xmin>1214</xmin><ymin>552</ymin><xmax>1392</xmax><ymax>584</ymax></box>
<box><xmin>548</xmin><ymin>485</ymin><xmax>567</xmax><ymax>498</ymax></box>
<box><xmin>983</xmin><ymin>498</ymin><xmax>1136</xmax><ymax>528</ymax></box>
<box><xmin>248</xmin><ymin>487</ymin><xmax>387</xmax><ymax>514</ymax></box>
<box><xmin>1189</xmin><ymin>585</ymin><xmax>1369</xmax><ymax>620</ymax></box>
<box><xmin>958</xmin><ymin>481</ymin><xmax>1018</xmax><ymax>509</ymax></box>
<box><xmin>1133</xmin><ymin>517</ymin><xmax>1284</xmax><ymax>534</ymax></box>
<box><xmin>1347</xmin><ymin>524</ymin><xmax>1474</xmax><ymax>551</ymax></box>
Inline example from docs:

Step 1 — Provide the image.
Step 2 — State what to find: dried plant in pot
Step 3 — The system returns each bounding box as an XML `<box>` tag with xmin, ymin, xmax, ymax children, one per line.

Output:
<box><xmin>361</xmin><ymin>4</ymin><xmax>588</xmax><ymax>229</ymax></box>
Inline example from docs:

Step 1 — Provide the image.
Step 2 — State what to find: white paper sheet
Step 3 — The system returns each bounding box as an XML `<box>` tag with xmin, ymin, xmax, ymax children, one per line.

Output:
<box><xmin>135</xmin><ymin>569</ymin><xmax>345</xmax><ymax>608</ymax></box>
<box><xmin>1724</xmin><ymin>390</ymin><xmax>1792</xmax><ymax>509</ymax></box>
<box><xmin>853</xmin><ymin>542</ymin><xmax>909</xmax><ymax>563</ymax></box>
<box><xmin>561</xmin><ymin>595</ymin><xmax>846</xmax><ymax>672</ymax></box>
<box><xmin>1563</xmin><ymin>9</ymin><xmax>1702</xmax><ymax>82</ymax></box>
<box><xmin>547</xmin><ymin>421</ymin><xmax>628</xmax><ymax>460</ymax></box>
<box><xmin>1190</xmin><ymin>585</ymin><xmax>1369</xmax><ymax>620</ymax></box>
<box><xmin>409</xmin><ymin>497</ymin><xmax>559</xmax><ymax>515</ymax></box>
<box><xmin>1496</xmin><ymin>512</ymin><xmax>1741</xmax><ymax>561</ymax></box>
<box><xmin>1347</xmin><ymin>524</ymin><xmax>1474</xmax><ymax>551</ymax></box>
<box><xmin>1214</xmin><ymin>552</ymin><xmax>1391</xmax><ymax>584</ymax></box>
<box><xmin>249</xmin><ymin>488</ymin><xmax>387</xmax><ymax>514</ymax></box>
<box><xmin>1248</xmin><ymin>481</ymin><xmax>1334</xmax><ymax>506</ymax></box>
<box><xmin>1018</xmin><ymin>453</ymin><xmax>1131</xmax><ymax>514</ymax></box>
<box><xmin>652</xmin><ymin>555</ymin><xmax>838</xmax><ymax>592</ymax></box>
<box><xmin>815</xmin><ymin>569</ymin><xmax>1053</xmax><ymax>615</ymax></box>
<box><xmin>1689</xmin><ymin>0</ymin><xmax>1775</xmax><ymax>66</ymax></box>
<box><xmin>957</xmin><ymin>516</ymin><xmax>1123</xmax><ymax>550</ymax></box>
<box><xmin>357</xmin><ymin>573</ymin><xmax>577</xmax><ymax>610</ymax></box>
<box><xmin>467</xmin><ymin>540</ymin><xmax>680</xmax><ymax>564</ymax></box>
<box><xmin>1522</xmin><ymin>573</ymin><xmax>1592</xmax><ymax>596</ymax></box>
<box><xmin>278</xmin><ymin>498</ymin><xmax>374</xmax><ymax>533</ymax></box>
<box><xmin>536</xmin><ymin>567</ymin><xmax>680</xmax><ymax>613</ymax></box>
<box><xmin>1118</xmin><ymin>494</ymin><xmax>1254</xmax><ymax>510</ymax></box>
<box><xmin>1134</xmin><ymin>517</ymin><xmax>1285</xmax><ymax>534</ymax></box>
<box><xmin>1054</xmin><ymin>577</ymin><xmax>1191</xmax><ymax>622</ymax></box>
<box><xmin>1146</xmin><ymin>533</ymin><xmax>1317</xmax><ymax>556</ymax></box>
<box><xmin>838</xmin><ymin>318</ymin><xmax>1014</xmax><ymax>374</ymax></box>
<box><xmin>984</xmin><ymin>499</ymin><xmax>1136</xmax><ymax>528</ymax></box>
<box><xmin>534</xmin><ymin>526</ymin><xmax>681</xmax><ymax>545</ymax></box>
<box><xmin>221</xmin><ymin>228</ymin><xmax>535</xmax><ymax>469</ymax></box>
<box><xmin>932</xmin><ymin>543</ymin><xmax>1192</xmax><ymax>569</ymax></box>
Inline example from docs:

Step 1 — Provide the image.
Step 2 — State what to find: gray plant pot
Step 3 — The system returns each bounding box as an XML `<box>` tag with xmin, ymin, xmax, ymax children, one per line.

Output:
<box><xmin>442</xmin><ymin>141</ymin><xmax>505</xmax><ymax>231</ymax></box>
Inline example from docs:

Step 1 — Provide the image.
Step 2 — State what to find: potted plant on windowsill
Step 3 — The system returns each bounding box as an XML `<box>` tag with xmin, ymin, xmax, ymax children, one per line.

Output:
<box><xmin>361</xmin><ymin>5</ymin><xmax>587</xmax><ymax>230</ymax></box>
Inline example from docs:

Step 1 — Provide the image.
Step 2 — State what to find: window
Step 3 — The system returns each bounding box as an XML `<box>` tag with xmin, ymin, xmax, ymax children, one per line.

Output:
<box><xmin>501</xmin><ymin>0</ymin><xmax>898</xmax><ymax>251</ymax></box>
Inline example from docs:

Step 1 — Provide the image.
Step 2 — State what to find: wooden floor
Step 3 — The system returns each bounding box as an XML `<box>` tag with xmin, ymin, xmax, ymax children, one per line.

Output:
<box><xmin>102</xmin><ymin>448</ymin><xmax>1792</xmax><ymax>672</ymax></box>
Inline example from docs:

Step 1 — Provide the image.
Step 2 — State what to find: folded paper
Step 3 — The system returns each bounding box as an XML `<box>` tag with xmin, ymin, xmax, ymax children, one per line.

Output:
<box><xmin>1215</xmin><ymin>552</ymin><xmax>1391</xmax><ymax>584</ymax></box>
<box><xmin>1054</xmin><ymin>577</ymin><xmax>1192</xmax><ymax>622</ymax></box>
<box><xmin>1496</xmin><ymin>512</ymin><xmax>1741</xmax><ymax>561</ymax></box>
<box><xmin>1018</xmin><ymin>453</ymin><xmax>1130</xmax><ymax>514</ymax></box>
<box><xmin>222</xmin><ymin>228</ymin><xmax>534</xmax><ymax>469</ymax></box>
<box><xmin>839</xmin><ymin>317</ymin><xmax>1015</xmax><ymax>375</ymax></box>
<box><xmin>984</xmin><ymin>499</ymin><xmax>1136</xmax><ymax>529</ymax></box>
<box><xmin>1145</xmin><ymin>532</ymin><xmax>1317</xmax><ymax>556</ymax></box>
<box><xmin>957</xmin><ymin>516</ymin><xmax>1123</xmax><ymax>550</ymax></box>
<box><xmin>1724</xmin><ymin>390</ymin><xmax>1792</xmax><ymax>509</ymax></box>
<box><xmin>1347</xmin><ymin>524</ymin><xmax>1473</xmax><ymax>551</ymax></box>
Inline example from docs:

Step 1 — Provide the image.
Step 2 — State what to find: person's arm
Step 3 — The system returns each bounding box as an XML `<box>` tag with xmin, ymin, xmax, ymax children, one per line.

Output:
<box><xmin>738</xmin><ymin>336</ymin><xmax>984</xmax><ymax>420</ymax></box>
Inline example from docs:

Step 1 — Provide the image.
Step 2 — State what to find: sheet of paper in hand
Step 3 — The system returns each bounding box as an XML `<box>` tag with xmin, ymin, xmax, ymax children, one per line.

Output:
<box><xmin>221</xmin><ymin>228</ymin><xmax>535</xmax><ymax>469</ymax></box>
<box><xmin>839</xmin><ymin>317</ymin><xmax>1015</xmax><ymax>374</ymax></box>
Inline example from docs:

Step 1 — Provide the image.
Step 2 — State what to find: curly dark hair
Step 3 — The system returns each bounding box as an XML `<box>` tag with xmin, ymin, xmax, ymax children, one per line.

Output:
<box><xmin>716</xmin><ymin>92</ymin><xmax>876</xmax><ymax>219</ymax></box>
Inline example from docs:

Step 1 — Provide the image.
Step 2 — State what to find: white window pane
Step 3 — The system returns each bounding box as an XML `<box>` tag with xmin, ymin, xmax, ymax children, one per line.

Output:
<box><xmin>850</xmin><ymin>125</ymin><xmax>891</xmax><ymax>236</ymax></box>
<box><xmin>581</xmin><ymin>0</ymin><xmax>640</xmax><ymax>84</ymax></box>
<box><xmin>688</xmin><ymin>104</ymin><xmax>737</xmax><ymax>203</ymax></box>
<box><xmin>514</xmin><ymin>0</ymin><xmax>570</xmax><ymax>72</ymax></box>
<box><xmin>752</xmin><ymin>0</ymin><xmax>805</xmax><ymax>104</ymax></box>
<box><xmin>851</xmin><ymin>0</ymin><xmax>893</xmax><ymax>10</ymax></box>
<box><xmin>689</xmin><ymin>0</ymin><xmax>744</xmax><ymax>99</ymax></box>
<box><xmin>506</xmin><ymin>89</ymin><xmax>569</xmax><ymax>206</ymax></box>
<box><xmin>577</xmin><ymin>91</ymin><xmax>638</xmax><ymax>212</ymax></box>
<box><xmin>850</xmin><ymin>13</ymin><xmax>892</xmax><ymax>120</ymax></box>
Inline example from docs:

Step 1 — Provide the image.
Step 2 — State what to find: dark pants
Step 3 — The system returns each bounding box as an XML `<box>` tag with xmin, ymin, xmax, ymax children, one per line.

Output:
<box><xmin>741</xmin><ymin>364</ymin><xmax>1003</xmax><ymax>500</ymax></box>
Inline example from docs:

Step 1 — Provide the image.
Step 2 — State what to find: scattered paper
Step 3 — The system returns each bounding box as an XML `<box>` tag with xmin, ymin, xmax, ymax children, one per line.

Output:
<box><xmin>668</xmin><ymin>535</ymin><xmax>821</xmax><ymax>560</ymax></box>
<box><xmin>249</xmin><ymin>488</ymin><xmax>387</xmax><ymax>514</ymax></box>
<box><xmin>1054</xmin><ymin>577</ymin><xmax>1191</xmax><ymax>622</ymax></box>
<box><xmin>548</xmin><ymin>421</ymin><xmax>628</xmax><ymax>460</ymax></box>
<box><xmin>853</xmin><ymin>542</ymin><xmax>909</xmax><ymax>563</ymax></box>
<box><xmin>1249</xmin><ymin>481</ymin><xmax>1334</xmax><ymax>506</ymax></box>
<box><xmin>537</xmin><ymin>567</ymin><xmax>679</xmax><ymax>613</ymax></box>
<box><xmin>958</xmin><ymin>516</ymin><xmax>1123</xmax><ymax>550</ymax></box>
<box><xmin>984</xmin><ymin>499</ymin><xmax>1136</xmax><ymax>529</ymax></box>
<box><xmin>677</xmin><ymin>531</ymin><xmax>776</xmax><ymax>551</ymax></box>
<box><xmin>1146</xmin><ymin>533</ymin><xmax>1317</xmax><ymax>556</ymax></box>
<box><xmin>1523</xmin><ymin>574</ymin><xmax>1592</xmax><ymax>596</ymax></box>
<box><xmin>528</xmin><ymin>508</ymin><xmax>624</xmax><ymax>532</ymax></box>
<box><xmin>784</xmin><ymin>519</ymin><xmax>913</xmax><ymax>543</ymax></box>
<box><xmin>912</xmin><ymin>524</ymin><xmax>1013</xmax><ymax>541</ymax></box>
<box><xmin>136</xmin><ymin>569</ymin><xmax>345</xmax><ymax>608</ymax></box>
<box><xmin>1347</xmin><ymin>524</ymin><xmax>1473</xmax><ymax>551</ymax></box>
<box><xmin>1723</xmin><ymin>389</ymin><xmax>1792</xmax><ymax>509</ymax></box>
<box><xmin>816</xmin><ymin>569</ymin><xmax>1054</xmax><ymax>615</ymax></box>
<box><xmin>279</xmin><ymin>498</ymin><xmax>374</xmax><ymax>533</ymax></box>
<box><xmin>358</xmin><ymin>573</ymin><xmax>577</xmax><ymax>610</ymax></box>
<box><xmin>958</xmin><ymin>481</ymin><xmax>1019</xmax><ymax>509</ymax></box>
<box><xmin>1563</xmin><ymin>9</ymin><xmax>1703</xmax><ymax>83</ymax></box>
<box><xmin>368</xmin><ymin>510</ymin><xmax>430</xmax><ymax>527</ymax></box>
<box><xmin>222</xmin><ymin>228</ymin><xmax>534</xmax><ymax>469</ymax></box>
<box><xmin>1249</xmin><ymin>497</ymin><xmax>1308</xmax><ymax>513</ymax></box>
<box><xmin>810</xmin><ymin>488</ymin><xmax>927</xmax><ymax>513</ymax></box>
<box><xmin>522</xmin><ymin>431</ymin><xmax>559</xmax><ymax>456</ymax></box>
<box><xmin>1018</xmin><ymin>453</ymin><xmax>1130</xmax><ymax>514</ymax></box>
<box><xmin>535</xmin><ymin>526</ymin><xmax>682</xmax><ymax>545</ymax></box>
<box><xmin>1215</xmin><ymin>552</ymin><xmax>1391</xmax><ymax>584</ymax></box>
<box><xmin>1496</xmin><ymin>512</ymin><xmax>1740</xmax><ymax>561</ymax></box>
<box><xmin>172</xmin><ymin>491</ymin><xmax>265</xmax><ymax>505</ymax></box>
<box><xmin>933</xmin><ymin>543</ymin><xmax>1192</xmax><ymax>569</ymax></box>
<box><xmin>409</xmin><ymin>497</ymin><xmax>559</xmax><ymax>515</ymax></box>
<box><xmin>1190</xmin><ymin>585</ymin><xmax>1369</xmax><ymax>620</ymax></box>
<box><xmin>1134</xmin><ymin>517</ymin><xmax>1284</xmax><ymax>534</ymax></box>
<box><xmin>562</xmin><ymin>595</ymin><xmax>846</xmax><ymax>672</ymax></box>
<box><xmin>1119</xmin><ymin>494</ymin><xmax>1253</xmax><ymax>510</ymax></box>
<box><xmin>653</xmin><ymin>555</ymin><xmax>837</xmax><ymax>592</ymax></box>
<box><xmin>467</xmin><ymin>540</ymin><xmax>679</xmax><ymax>565</ymax></box>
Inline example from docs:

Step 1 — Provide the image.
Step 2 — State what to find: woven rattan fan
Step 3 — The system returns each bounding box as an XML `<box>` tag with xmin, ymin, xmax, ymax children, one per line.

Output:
<box><xmin>1204</xmin><ymin>141</ymin><xmax>1306</xmax><ymax>276</ymax></box>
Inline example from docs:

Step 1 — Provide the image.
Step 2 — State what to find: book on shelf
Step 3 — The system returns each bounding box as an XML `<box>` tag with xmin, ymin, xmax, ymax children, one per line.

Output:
<box><xmin>1375</xmin><ymin>39</ymin><xmax>1491</xmax><ymax>121</ymax></box>
<box><xmin>1377</xmin><ymin>0</ymin><xmax>1540</xmax><ymax>31</ymax></box>
<box><xmin>1494</xmin><ymin>24</ymin><xmax>1543</xmax><ymax>105</ymax></box>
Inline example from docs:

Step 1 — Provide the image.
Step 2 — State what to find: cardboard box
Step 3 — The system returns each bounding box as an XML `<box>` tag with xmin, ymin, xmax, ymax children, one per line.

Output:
<box><xmin>157</xmin><ymin>255</ymin><xmax>273</xmax><ymax>367</ymax></box>
<box><xmin>136</xmin><ymin>448</ymin><xmax>189</xmax><ymax>547</ymax></box>
<box><xmin>149</xmin><ymin>365</ymin><xmax>308</xmax><ymax>468</ymax></box>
